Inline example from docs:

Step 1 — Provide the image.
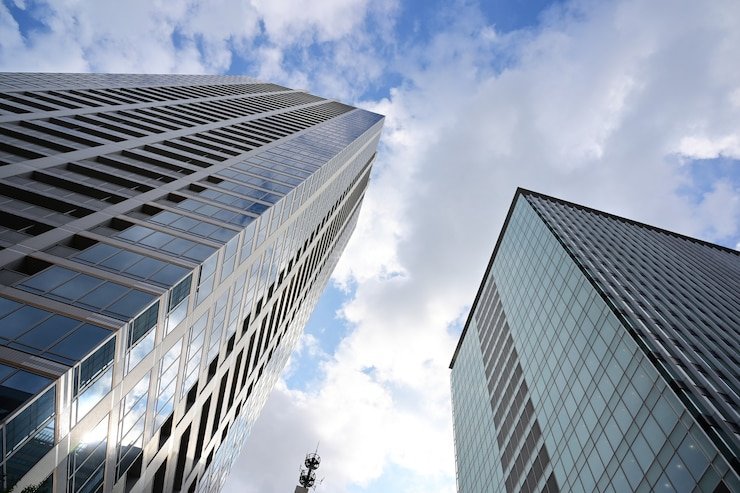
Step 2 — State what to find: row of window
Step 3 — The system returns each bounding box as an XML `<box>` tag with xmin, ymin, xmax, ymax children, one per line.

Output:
<box><xmin>525</xmin><ymin>193</ymin><xmax>740</xmax><ymax>470</ymax></box>
<box><xmin>0</xmin><ymin>295</ymin><xmax>113</xmax><ymax>367</ymax></box>
<box><xmin>0</xmin><ymin>78</ymin><xmax>288</xmax><ymax>115</ymax></box>
<box><xmin>184</xmin><ymin>148</ymin><xmax>374</xmax><ymax>492</ymax></box>
<box><xmin>473</xmin><ymin>280</ymin><xmax>553</xmax><ymax>493</ymax></box>
<box><xmin>488</xmin><ymin>196</ymin><xmax>737</xmax><ymax>492</ymax></box>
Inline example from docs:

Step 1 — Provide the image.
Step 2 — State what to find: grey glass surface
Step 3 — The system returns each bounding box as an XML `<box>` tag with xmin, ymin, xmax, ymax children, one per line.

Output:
<box><xmin>68</xmin><ymin>414</ymin><xmax>108</xmax><ymax>493</ymax></box>
<box><xmin>73</xmin><ymin>243</ymin><xmax>189</xmax><ymax>288</ymax></box>
<box><xmin>19</xmin><ymin>266</ymin><xmax>155</xmax><ymax>321</ymax></box>
<box><xmin>525</xmin><ymin>193</ymin><xmax>740</xmax><ymax>468</ymax></box>
<box><xmin>4</xmin><ymin>417</ymin><xmax>55</xmax><ymax>487</ymax></box>
<box><xmin>6</xmin><ymin>387</ymin><xmax>55</xmax><ymax>452</ymax></box>
<box><xmin>0</xmin><ymin>368</ymin><xmax>52</xmax><ymax>423</ymax></box>
<box><xmin>0</xmin><ymin>295</ymin><xmax>112</xmax><ymax>366</ymax></box>
<box><xmin>115</xmin><ymin>224</ymin><xmax>216</xmax><ymax>261</ymax></box>
<box><xmin>451</xmin><ymin>193</ymin><xmax>740</xmax><ymax>492</ymax></box>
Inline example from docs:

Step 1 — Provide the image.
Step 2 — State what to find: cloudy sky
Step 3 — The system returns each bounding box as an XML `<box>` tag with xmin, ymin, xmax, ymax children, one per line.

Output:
<box><xmin>2</xmin><ymin>0</ymin><xmax>740</xmax><ymax>492</ymax></box>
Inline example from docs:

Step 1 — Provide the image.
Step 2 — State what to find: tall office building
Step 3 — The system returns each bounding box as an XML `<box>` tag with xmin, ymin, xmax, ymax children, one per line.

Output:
<box><xmin>0</xmin><ymin>73</ymin><xmax>383</xmax><ymax>492</ymax></box>
<box><xmin>450</xmin><ymin>189</ymin><xmax>739</xmax><ymax>492</ymax></box>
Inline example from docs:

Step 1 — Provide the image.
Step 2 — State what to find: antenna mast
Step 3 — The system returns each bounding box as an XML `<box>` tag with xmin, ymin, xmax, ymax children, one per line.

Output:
<box><xmin>294</xmin><ymin>449</ymin><xmax>321</xmax><ymax>493</ymax></box>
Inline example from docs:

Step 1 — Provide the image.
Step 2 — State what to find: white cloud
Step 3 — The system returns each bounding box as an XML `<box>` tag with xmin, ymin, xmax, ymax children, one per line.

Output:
<box><xmin>678</xmin><ymin>135</ymin><xmax>740</xmax><ymax>160</ymax></box>
<box><xmin>0</xmin><ymin>0</ymin><xmax>392</xmax><ymax>88</ymax></box>
<box><xmin>228</xmin><ymin>0</ymin><xmax>740</xmax><ymax>492</ymax></box>
<box><xmin>696</xmin><ymin>180</ymin><xmax>740</xmax><ymax>240</ymax></box>
<box><xmin>251</xmin><ymin>0</ymin><xmax>369</xmax><ymax>46</ymax></box>
<box><xmin>0</xmin><ymin>0</ymin><xmax>212</xmax><ymax>73</ymax></box>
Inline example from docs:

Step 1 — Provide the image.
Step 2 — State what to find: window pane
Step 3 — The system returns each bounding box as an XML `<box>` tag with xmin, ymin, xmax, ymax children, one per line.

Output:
<box><xmin>0</xmin><ymin>372</ymin><xmax>52</xmax><ymax>421</ymax></box>
<box><xmin>1</xmin><ymin>306</ymin><xmax>48</xmax><ymax>340</ymax></box>
<box><xmin>69</xmin><ymin>414</ymin><xmax>108</xmax><ymax>493</ymax></box>
<box><xmin>169</xmin><ymin>276</ymin><xmax>192</xmax><ymax>308</ymax></box>
<box><xmin>107</xmin><ymin>290</ymin><xmax>156</xmax><ymax>319</ymax></box>
<box><xmin>151</xmin><ymin>264</ymin><xmax>188</xmax><ymax>286</ymax></box>
<box><xmin>212</xmin><ymin>227</ymin><xmax>235</xmax><ymax>242</ymax></box>
<box><xmin>5</xmin><ymin>417</ymin><xmax>55</xmax><ymax>489</ymax></box>
<box><xmin>51</xmin><ymin>275</ymin><xmax>104</xmax><ymax>300</ymax></box>
<box><xmin>166</xmin><ymin>299</ymin><xmax>188</xmax><ymax>334</ymax></box>
<box><xmin>78</xmin><ymin>282</ymin><xmax>127</xmax><ymax>310</ymax></box>
<box><xmin>162</xmin><ymin>238</ymin><xmax>191</xmax><ymax>255</ymax></box>
<box><xmin>150</xmin><ymin>211</ymin><xmax>179</xmax><ymax>225</ymax></box>
<box><xmin>75</xmin><ymin>243</ymin><xmax>118</xmax><ymax>263</ymax></box>
<box><xmin>127</xmin><ymin>330</ymin><xmax>155</xmax><ymax>372</ymax></box>
<box><xmin>75</xmin><ymin>367</ymin><xmax>113</xmax><ymax>422</ymax></box>
<box><xmin>129</xmin><ymin>303</ymin><xmax>159</xmax><ymax>346</ymax></box>
<box><xmin>21</xmin><ymin>266</ymin><xmax>76</xmax><ymax>292</ymax></box>
<box><xmin>103</xmin><ymin>250</ymin><xmax>140</xmax><ymax>271</ymax></box>
<box><xmin>0</xmin><ymin>363</ymin><xmax>14</xmax><ymax>381</ymax></box>
<box><xmin>116</xmin><ymin>225</ymin><xmax>149</xmax><ymax>242</ymax></box>
<box><xmin>3</xmin><ymin>371</ymin><xmax>51</xmax><ymax>394</ymax></box>
<box><xmin>117</xmin><ymin>372</ymin><xmax>149</xmax><ymax>478</ymax></box>
<box><xmin>140</xmin><ymin>232</ymin><xmax>170</xmax><ymax>248</ymax></box>
<box><xmin>6</xmin><ymin>387</ymin><xmax>55</xmax><ymax>451</ymax></box>
<box><xmin>17</xmin><ymin>315</ymin><xmax>79</xmax><ymax>349</ymax></box>
<box><xmin>52</xmin><ymin>324</ymin><xmax>111</xmax><ymax>361</ymax></box>
<box><xmin>126</xmin><ymin>257</ymin><xmax>160</xmax><ymax>278</ymax></box>
<box><xmin>187</xmin><ymin>244</ymin><xmax>214</xmax><ymax>262</ymax></box>
<box><xmin>0</xmin><ymin>297</ymin><xmax>22</xmax><ymax>318</ymax></box>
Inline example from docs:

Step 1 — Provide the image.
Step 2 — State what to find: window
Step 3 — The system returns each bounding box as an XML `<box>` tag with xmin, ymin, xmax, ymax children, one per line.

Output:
<box><xmin>3</xmin><ymin>387</ymin><xmax>56</xmax><ymax>490</ymax></box>
<box><xmin>74</xmin><ymin>242</ymin><xmax>189</xmax><ymax>287</ymax></box>
<box><xmin>126</xmin><ymin>302</ymin><xmax>159</xmax><ymax>373</ymax></box>
<box><xmin>239</xmin><ymin>222</ymin><xmax>256</xmax><ymax>263</ymax></box>
<box><xmin>226</xmin><ymin>272</ymin><xmax>246</xmax><ymax>338</ymax></box>
<box><xmin>117</xmin><ymin>372</ymin><xmax>150</xmax><ymax>479</ymax></box>
<box><xmin>6</xmin><ymin>386</ymin><xmax>55</xmax><ymax>452</ymax></box>
<box><xmin>195</xmin><ymin>253</ymin><xmax>218</xmax><ymax>306</ymax></box>
<box><xmin>207</xmin><ymin>291</ymin><xmax>229</xmax><ymax>362</ymax></box>
<box><xmin>241</xmin><ymin>259</ymin><xmax>260</xmax><ymax>319</ymax></box>
<box><xmin>0</xmin><ymin>296</ymin><xmax>113</xmax><ymax>367</ymax></box>
<box><xmin>254</xmin><ymin>213</ymin><xmax>270</xmax><ymax>248</ymax></box>
<box><xmin>220</xmin><ymin>235</ymin><xmax>239</xmax><ymax>282</ymax></box>
<box><xmin>68</xmin><ymin>414</ymin><xmax>108</xmax><ymax>493</ymax></box>
<box><xmin>19</xmin><ymin>266</ymin><xmax>155</xmax><ymax>321</ymax></box>
<box><xmin>182</xmin><ymin>312</ymin><xmax>208</xmax><ymax>397</ymax></box>
<box><xmin>257</xmin><ymin>246</ymin><xmax>274</xmax><ymax>296</ymax></box>
<box><xmin>153</xmin><ymin>339</ymin><xmax>182</xmax><ymax>432</ymax></box>
<box><xmin>72</xmin><ymin>336</ymin><xmax>116</xmax><ymax>423</ymax></box>
<box><xmin>166</xmin><ymin>275</ymin><xmax>192</xmax><ymax>334</ymax></box>
<box><xmin>0</xmin><ymin>363</ymin><xmax>52</xmax><ymax>420</ymax></box>
<box><xmin>149</xmin><ymin>207</ymin><xmax>240</xmax><ymax>241</ymax></box>
<box><xmin>193</xmin><ymin>186</ymin><xmax>262</xmax><ymax>213</ymax></box>
<box><xmin>115</xmin><ymin>224</ymin><xmax>215</xmax><ymax>262</ymax></box>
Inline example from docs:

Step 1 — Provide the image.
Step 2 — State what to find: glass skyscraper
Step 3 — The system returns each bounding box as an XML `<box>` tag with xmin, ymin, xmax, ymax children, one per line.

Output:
<box><xmin>450</xmin><ymin>189</ymin><xmax>739</xmax><ymax>493</ymax></box>
<box><xmin>0</xmin><ymin>73</ymin><xmax>383</xmax><ymax>492</ymax></box>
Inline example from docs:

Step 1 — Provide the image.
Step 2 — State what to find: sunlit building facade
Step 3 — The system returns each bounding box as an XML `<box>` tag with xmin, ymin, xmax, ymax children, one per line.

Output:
<box><xmin>0</xmin><ymin>73</ymin><xmax>383</xmax><ymax>492</ymax></box>
<box><xmin>450</xmin><ymin>189</ymin><xmax>739</xmax><ymax>493</ymax></box>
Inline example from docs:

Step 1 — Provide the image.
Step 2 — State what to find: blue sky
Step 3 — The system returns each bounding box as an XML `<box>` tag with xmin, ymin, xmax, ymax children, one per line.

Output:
<box><xmin>1</xmin><ymin>1</ymin><xmax>739</xmax><ymax>492</ymax></box>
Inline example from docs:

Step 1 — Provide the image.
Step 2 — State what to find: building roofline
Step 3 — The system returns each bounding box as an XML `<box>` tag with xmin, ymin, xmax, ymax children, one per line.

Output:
<box><xmin>449</xmin><ymin>186</ymin><xmax>739</xmax><ymax>369</ymax></box>
<box><xmin>522</xmin><ymin>189</ymin><xmax>740</xmax><ymax>257</ymax></box>
<box><xmin>448</xmin><ymin>187</ymin><xmax>526</xmax><ymax>369</ymax></box>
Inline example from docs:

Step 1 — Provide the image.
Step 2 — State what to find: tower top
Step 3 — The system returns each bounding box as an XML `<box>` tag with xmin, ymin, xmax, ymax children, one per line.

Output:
<box><xmin>297</xmin><ymin>450</ymin><xmax>322</xmax><ymax>491</ymax></box>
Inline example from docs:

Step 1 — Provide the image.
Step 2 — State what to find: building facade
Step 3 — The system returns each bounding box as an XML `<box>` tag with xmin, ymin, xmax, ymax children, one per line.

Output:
<box><xmin>0</xmin><ymin>73</ymin><xmax>383</xmax><ymax>492</ymax></box>
<box><xmin>450</xmin><ymin>189</ymin><xmax>739</xmax><ymax>493</ymax></box>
